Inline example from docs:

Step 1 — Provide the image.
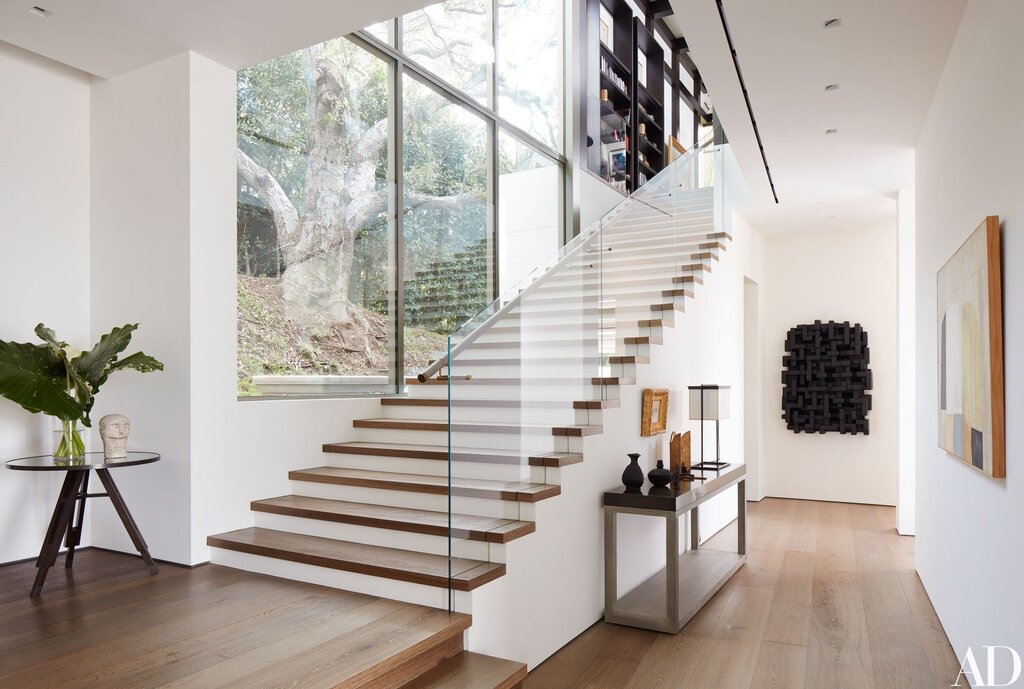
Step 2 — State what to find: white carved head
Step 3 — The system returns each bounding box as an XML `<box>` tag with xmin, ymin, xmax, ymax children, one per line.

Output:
<box><xmin>99</xmin><ymin>414</ymin><xmax>131</xmax><ymax>440</ymax></box>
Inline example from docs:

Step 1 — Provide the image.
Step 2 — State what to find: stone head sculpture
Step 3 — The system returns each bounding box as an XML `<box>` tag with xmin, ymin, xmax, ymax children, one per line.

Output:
<box><xmin>99</xmin><ymin>414</ymin><xmax>131</xmax><ymax>459</ymax></box>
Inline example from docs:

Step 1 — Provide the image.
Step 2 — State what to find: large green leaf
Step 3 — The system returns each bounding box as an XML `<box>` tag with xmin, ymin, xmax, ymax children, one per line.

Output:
<box><xmin>35</xmin><ymin>323</ymin><xmax>95</xmax><ymax>424</ymax></box>
<box><xmin>72</xmin><ymin>324</ymin><xmax>138</xmax><ymax>389</ymax></box>
<box><xmin>0</xmin><ymin>340</ymin><xmax>83</xmax><ymax>421</ymax></box>
<box><xmin>106</xmin><ymin>352</ymin><xmax>164</xmax><ymax>376</ymax></box>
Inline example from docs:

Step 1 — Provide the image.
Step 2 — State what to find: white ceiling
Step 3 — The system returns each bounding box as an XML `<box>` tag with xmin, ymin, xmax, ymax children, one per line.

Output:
<box><xmin>0</xmin><ymin>0</ymin><xmax>432</xmax><ymax>78</ymax></box>
<box><xmin>670</xmin><ymin>0</ymin><xmax>965</xmax><ymax>236</ymax></box>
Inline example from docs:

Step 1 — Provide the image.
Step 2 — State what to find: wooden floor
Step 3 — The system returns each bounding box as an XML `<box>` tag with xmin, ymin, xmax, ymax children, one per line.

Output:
<box><xmin>0</xmin><ymin>549</ymin><xmax>470</xmax><ymax>689</ymax></box>
<box><xmin>524</xmin><ymin>498</ymin><xmax>963</xmax><ymax>689</ymax></box>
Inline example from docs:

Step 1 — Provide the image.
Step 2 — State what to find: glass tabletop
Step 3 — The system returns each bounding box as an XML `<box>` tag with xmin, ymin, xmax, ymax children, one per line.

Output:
<box><xmin>5</xmin><ymin>452</ymin><xmax>160</xmax><ymax>471</ymax></box>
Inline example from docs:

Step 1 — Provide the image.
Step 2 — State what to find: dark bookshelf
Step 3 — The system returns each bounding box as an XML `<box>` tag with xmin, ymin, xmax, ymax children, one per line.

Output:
<box><xmin>586</xmin><ymin>0</ymin><xmax>667</xmax><ymax>194</ymax></box>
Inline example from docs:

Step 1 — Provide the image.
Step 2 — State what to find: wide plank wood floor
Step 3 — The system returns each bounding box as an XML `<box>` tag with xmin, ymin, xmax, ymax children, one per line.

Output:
<box><xmin>0</xmin><ymin>549</ymin><xmax>469</xmax><ymax>689</ymax></box>
<box><xmin>524</xmin><ymin>498</ymin><xmax>963</xmax><ymax>689</ymax></box>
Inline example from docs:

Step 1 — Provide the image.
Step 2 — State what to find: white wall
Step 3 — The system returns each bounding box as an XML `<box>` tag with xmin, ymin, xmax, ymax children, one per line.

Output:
<box><xmin>87</xmin><ymin>50</ymin><xmax>387</xmax><ymax>565</ymax></box>
<box><xmin>897</xmin><ymin>188</ymin><xmax>917</xmax><ymax>535</ymax></box>
<box><xmin>90</xmin><ymin>52</ymin><xmax>194</xmax><ymax>564</ymax></box>
<box><xmin>915</xmin><ymin>0</ymin><xmax>1024</xmax><ymax>664</ymax></box>
<box><xmin>761</xmin><ymin>227</ymin><xmax>899</xmax><ymax>507</ymax></box>
<box><xmin>0</xmin><ymin>43</ymin><xmax>91</xmax><ymax>563</ymax></box>
<box><xmin>498</xmin><ymin>166</ymin><xmax>560</xmax><ymax>289</ymax></box>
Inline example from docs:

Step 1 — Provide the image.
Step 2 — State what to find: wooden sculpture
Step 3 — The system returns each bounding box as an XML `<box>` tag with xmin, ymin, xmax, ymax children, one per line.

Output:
<box><xmin>669</xmin><ymin>430</ymin><xmax>691</xmax><ymax>474</ymax></box>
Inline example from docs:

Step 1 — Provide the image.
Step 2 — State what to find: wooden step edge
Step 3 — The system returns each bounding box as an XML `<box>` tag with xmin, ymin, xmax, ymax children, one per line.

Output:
<box><xmin>349</xmin><ymin>420</ymin><xmax>602</xmax><ymax>437</ymax></box>
<box><xmin>398</xmin><ymin>650</ymin><xmax>528</xmax><ymax>689</ymax></box>
<box><xmin>649</xmin><ymin>302</ymin><xmax>685</xmax><ymax>313</ymax></box>
<box><xmin>609</xmin><ymin>355</ymin><xmax>651</xmax><ymax>365</ymax></box>
<box><xmin>673</xmin><ymin>275</ymin><xmax>704</xmax><ymax>285</ymax></box>
<box><xmin>251</xmin><ymin>496</ymin><xmax>535</xmax><ymax>544</ymax></box>
<box><xmin>324</xmin><ymin>442</ymin><xmax>524</xmax><ymax>466</ymax></box>
<box><xmin>528</xmin><ymin>452</ymin><xmax>584</xmax><ymax>468</ymax></box>
<box><xmin>572</xmin><ymin>399</ymin><xmax>622</xmax><ymax>409</ymax></box>
<box><xmin>591</xmin><ymin>377</ymin><xmax>636</xmax><ymax>385</ymax></box>
<box><xmin>354</xmin><ymin>624</ymin><xmax>465</xmax><ymax>689</ymax></box>
<box><xmin>661</xmin><ymin>288</ymin><xmax>696</xmax><ymax>298</ymax></box>
<box><xmin>206</xmin><ymin>528</ymin><xmax>504</xmax><ymax>591</ymax></box>
<box><xmin>624</xmin><ymin>335</ymin><xmax>662</xmax><ymax>345</ymax></box>
<box><xmin>689</xmin><ymin>251</ymin><xmax>719</xmax><ymax>262</ymax></box>
<box><xmin>289</xmin><ymin>468</ymin><xmax>561</xmax><ymax>504</ymax></box>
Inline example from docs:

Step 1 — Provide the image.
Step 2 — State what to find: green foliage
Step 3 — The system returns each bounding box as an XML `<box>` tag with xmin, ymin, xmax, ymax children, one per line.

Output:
<box><xmin>0</xmin><ymin>324</ymin><xmax>164</xmax><ymax>427</ymax></box>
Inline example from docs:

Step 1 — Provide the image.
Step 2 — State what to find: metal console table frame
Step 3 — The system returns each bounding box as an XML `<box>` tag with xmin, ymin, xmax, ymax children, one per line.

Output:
<box><xmin>603</xmin><ymin>463</ymin><xmax>746</xmax><ymax>633</ymax></box>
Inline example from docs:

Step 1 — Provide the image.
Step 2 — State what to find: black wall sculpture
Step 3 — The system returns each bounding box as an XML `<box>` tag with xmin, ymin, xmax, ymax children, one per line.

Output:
<box><xmin>781</xmin><ymin>320</ymin><xmax>872</xmax><ymax>435</ymax></box>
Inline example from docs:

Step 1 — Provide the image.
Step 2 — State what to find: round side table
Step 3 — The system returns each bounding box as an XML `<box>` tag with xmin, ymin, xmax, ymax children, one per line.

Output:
<box><xmin>5</xmin><ymin>452</ymin><xmax>161</xmax><ymax>598</ymax></box>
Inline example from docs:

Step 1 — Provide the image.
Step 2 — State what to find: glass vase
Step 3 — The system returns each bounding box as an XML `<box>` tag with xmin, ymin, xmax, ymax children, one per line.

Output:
<box><xmin>54</xmin><ymin>419</ymin><xmax>86</xmax><ymax>460</ymax></box>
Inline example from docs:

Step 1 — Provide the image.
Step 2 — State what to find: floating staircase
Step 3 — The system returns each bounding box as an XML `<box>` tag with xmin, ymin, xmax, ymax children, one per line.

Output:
<box><xmin>209</xmin><ymin>146</ymin><xmax>729</xmax><ymax>680</ymax></box>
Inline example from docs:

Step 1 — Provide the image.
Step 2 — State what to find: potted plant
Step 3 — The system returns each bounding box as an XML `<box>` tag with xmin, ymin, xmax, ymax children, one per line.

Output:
<box><xmin>0</xmin><ymin>324</ymin><xmax>163</xmax><ymax>460</ymax></box>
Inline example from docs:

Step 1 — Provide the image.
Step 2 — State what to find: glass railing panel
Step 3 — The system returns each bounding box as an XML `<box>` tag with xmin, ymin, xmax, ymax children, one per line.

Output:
<box><xmin>440</xmin><ymin>145</ymin><xmax>726</xmax><ymax>608</ymax></box>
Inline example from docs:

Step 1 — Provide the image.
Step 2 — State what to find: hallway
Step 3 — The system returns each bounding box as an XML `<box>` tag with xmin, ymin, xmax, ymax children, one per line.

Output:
<box><xmin>525</xmin><ymin>498</ymin><xmax>962</xmax><ymax>689</ymax></box>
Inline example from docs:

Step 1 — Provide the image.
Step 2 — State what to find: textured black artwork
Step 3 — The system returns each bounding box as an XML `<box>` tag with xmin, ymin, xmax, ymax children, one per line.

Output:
<box><xmin>782</xmin><ymin>320</ymin><xmax>872</xmax><ymax>435</ymax></box>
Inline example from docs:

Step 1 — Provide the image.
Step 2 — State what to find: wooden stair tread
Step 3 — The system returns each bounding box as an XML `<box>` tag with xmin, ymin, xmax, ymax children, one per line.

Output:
<box><xmin>206</xmin><ymin>527</ymin><xmax>504</xmax><ymax>591</ymax></box>
<box><xmin>399</xmin><ymin>651</ymin><xmax>527</xmax><ymax>689</ymax></box>
<box><xmin>324</xmin><ymin>440</ymin><xmax>583</xmax><ymax>466</ymax></box>
<box><xmin>353</xmin><ymin>418</ymin><xmax>602</xmax><ymax>437</ymax></box>
<box><xmin>381</xmin><ymin>397</ymin><xmax>620</xmax><ymax>410</ymax></box>
<box><xmin>252</xmin><ymin>495</ymin><xmax>534</xmax><ymax>543</ymax></box>
<box><xmin>290</xmin><ymin>466</ymin><xmax>561</xmax><ymax>503</ymax></box>
<box><xmin>465</xmin><ymin>335</ymin><xmax>661</xmax><ymax>348</ymax></box>
<box><xmin>405</xmin><ymin>376</ymin><xmax>635</xmax><ymax>386</ymax></box>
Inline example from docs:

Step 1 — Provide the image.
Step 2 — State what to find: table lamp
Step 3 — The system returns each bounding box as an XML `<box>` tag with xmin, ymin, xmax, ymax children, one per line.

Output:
<box><xmin>688</xmin><ymin>385</ymin><xmax>731</xmax><ymax>471</ymax></box>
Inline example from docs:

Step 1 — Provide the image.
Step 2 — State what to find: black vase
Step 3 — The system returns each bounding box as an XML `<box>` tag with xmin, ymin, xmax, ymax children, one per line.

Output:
<box><xmin>622</xmin><ymin>453</ymin><xmax>645</xmax><ymax>489</ymax></box>
<box><xmin>648</xmin><ymin>460</ymin><xmax>672</xmax><ymax>487</ymax></box>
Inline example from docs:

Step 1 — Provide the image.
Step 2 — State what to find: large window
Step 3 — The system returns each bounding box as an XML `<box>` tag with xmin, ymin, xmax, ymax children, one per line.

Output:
<box><xmin>402</xmin><ymin>75</ymin><xmax>493</xmax><ymax>361</ymax></box>
<box><xmin>236</xmin><ymin>0</ymin><xmax>565</xmax><ymax>398</ymax></box>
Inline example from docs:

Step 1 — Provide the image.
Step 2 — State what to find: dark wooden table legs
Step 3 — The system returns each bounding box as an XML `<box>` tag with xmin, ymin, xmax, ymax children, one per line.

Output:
<box><xmin>30</xmin><ymin>469</ymin><xmax>158</xmax><ymax>598</ymax></box>
<box><xmin>95</xmin><ymin>469</ymin><xmax>158</xmax><ymax>574</ymax></box>
<box><xmin>31</xmin><ymin>472</ymin><xmax>84</xmax><ymax>598</ymax></box>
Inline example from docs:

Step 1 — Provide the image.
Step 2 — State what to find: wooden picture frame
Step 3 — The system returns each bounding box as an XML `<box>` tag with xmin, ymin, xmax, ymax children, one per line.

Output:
<box><xmin>641</xmin><ymin>388</ymin><xmax>669</xmax><ymax>436</ymax></box>
<box><xmin>936</xmin><ymin>216</ymin><xmax>1004</xmax><ymax>478</ymax></box>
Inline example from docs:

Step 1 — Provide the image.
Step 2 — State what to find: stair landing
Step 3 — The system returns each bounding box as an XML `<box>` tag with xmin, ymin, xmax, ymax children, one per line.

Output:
<box><xmin>0</xmin><ymin>548</ymin><xmax>526</xmax><ymax>689</ymax></box>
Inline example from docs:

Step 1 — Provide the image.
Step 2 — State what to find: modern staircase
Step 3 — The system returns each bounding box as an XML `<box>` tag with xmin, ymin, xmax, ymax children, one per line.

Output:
<box><xmin>209</xmin><ymin>145</ymin><xmax>730</xmax><ymax>679</ymax></box>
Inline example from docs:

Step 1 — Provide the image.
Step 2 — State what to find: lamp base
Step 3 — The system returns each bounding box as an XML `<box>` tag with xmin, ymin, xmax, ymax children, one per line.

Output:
<box><xmin>692</xmin><ymin>461</ymin><xmax>730</xmax><ymax>472</ymax></box>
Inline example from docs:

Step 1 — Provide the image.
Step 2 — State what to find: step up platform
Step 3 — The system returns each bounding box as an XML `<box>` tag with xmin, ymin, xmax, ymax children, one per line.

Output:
<box><xmin>208</xmin><ymin>527</ymin><xmax>504</xmax><ymax>591</ymax></box>
<box><xmin>399</xmin><ymin>651</ymin><xmax>527</xmax><ymax>689</ymax></box>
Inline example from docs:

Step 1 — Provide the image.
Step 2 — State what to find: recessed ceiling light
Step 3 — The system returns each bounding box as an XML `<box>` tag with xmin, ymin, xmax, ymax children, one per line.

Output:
<box><xmin>824</xmin><ymin>18</ymin><xmax>842</xmax><ymax>29</ymax></box>
<box><xmin>825</xmin><ymin>84</ymin><xmax>840</xmax><ymax>91</ymax></box>
<box><xmin>28</xmin><ymin>5</ymin><xmax>50</xmax><ymax>17</ymax></box>
<box><xmin>825</xmin><ymin>129</ymin><xmax>838</xmax><ymax>135</ymax></box>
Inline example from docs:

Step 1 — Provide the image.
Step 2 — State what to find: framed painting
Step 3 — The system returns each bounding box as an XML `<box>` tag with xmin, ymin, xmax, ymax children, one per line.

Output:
<box><xmin>641</xmin><ymin>388</ymin><xmax>669</xmax><ymax>437</ymax></box>
<box><xmin>937</xmin><ymin>216</ymin><xmax>1004</xmax><ymax>478</ymax></box>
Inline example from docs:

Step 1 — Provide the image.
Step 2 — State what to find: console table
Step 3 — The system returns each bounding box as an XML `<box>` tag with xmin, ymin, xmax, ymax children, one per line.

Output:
<box><xmin>603</xmin><ymin>463</ymin><xmax>746</xmax><ymax>633</ymax></box>
<box><xmin>5</xmin><ymin>452</ymin><xmax>160</xmax><ymax>598</ymax></box>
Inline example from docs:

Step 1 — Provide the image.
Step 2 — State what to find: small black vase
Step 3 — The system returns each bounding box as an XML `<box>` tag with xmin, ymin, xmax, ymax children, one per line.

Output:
<box><xmin>622</xmin><ymin>453</ymin><xmax>645</xmax><ymax>489</ymax></box>
<box><xmin>648</xmin><ymin>460</ymin><xmax>672</xmax><ymax>487</ymax></box>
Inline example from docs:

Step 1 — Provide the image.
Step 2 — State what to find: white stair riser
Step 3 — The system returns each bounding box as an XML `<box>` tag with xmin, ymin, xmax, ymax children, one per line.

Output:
<box><xmin>290</xmin><ymin>480</ymin><xmax>533</xmax><ymax>520</ymax></box>
<box><xmin>453</xmin><ymin>341</ymin><xmax>651</xmax><ymax>359</ymax></box>
<box><xmin>406</xmin><ymin>383</ymin><xmax>620</xmax><ymax>401</ymax></box>
<box><xmin>521</xmin><ymin>291</ymin><xmax>690</xmax><ymax>308</ymax></box>
<box><xmin>379</xmin><ymin>404</ymin><xmax>582</xmax><ymax>425</ymax></box>
<box><xmin>445</xmin><ymin>363</ymin><xmax>634</xmax><ymax>379</ymax></box>
<box><xmin>351</xmin><ymin>426</ymin><xmax>577</xmax><ymax>454</ymax></box>
<box><xmin>251</xmin><ymin>511</ymin><xmax>499</xmax><ymax>561</ymax></box>
<box><xmin>322</xmin><ymin>452</ymin><xmax>546</xmax><ymax>483</ymax></box>
<box><xmin>209</xmin><ymin>548</ymin><xmax>470</xmax><ymax>612</ymax></box>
